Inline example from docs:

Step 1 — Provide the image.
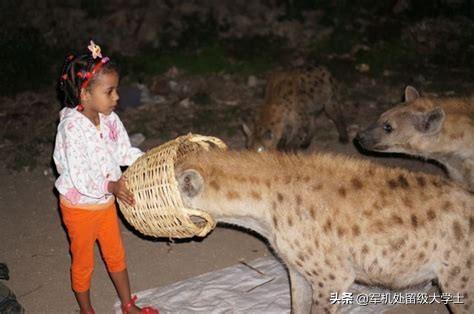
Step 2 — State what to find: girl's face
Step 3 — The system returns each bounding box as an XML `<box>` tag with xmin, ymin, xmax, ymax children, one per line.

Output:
<box><xmin>81</xmin><ymin>71</ymin><xmax>120</xmax><ymax>119</ymax></box>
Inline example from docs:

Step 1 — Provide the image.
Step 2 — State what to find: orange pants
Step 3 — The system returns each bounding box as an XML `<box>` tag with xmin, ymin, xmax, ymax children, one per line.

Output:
<box><xmin>60</xmin><ymin>198</ymin><xmax>126</xmax><ymax>292</ymax></box>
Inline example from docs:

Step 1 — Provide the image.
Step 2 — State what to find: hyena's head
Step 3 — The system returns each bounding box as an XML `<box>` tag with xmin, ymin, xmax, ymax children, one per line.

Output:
<box><xmin>356</xmin><ymin>86</ymin><xmax>446</xmax><ymax>155</ymax></box>
<box><xmin>175</xmin><ymin>167</ymin><xmax>226</xmax><ymax>223</ymax></box>
<box><xmin>242</xmin><ymin>104</ymin><xmax>286</xmax><ymax>152</ymax></box>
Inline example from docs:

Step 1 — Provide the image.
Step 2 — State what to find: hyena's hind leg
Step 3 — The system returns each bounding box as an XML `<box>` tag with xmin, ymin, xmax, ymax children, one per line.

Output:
<box><xmin>323</xmin><ymin>98</ymin><xmax>348</xmax><ymax>143</ymax></box>
<box><xmin>288</xmin><ymin>266</ymin><xmax>313</xmax><ymax>314</ymax></box>
<box><xmin>436</xmin><ymin>251</ymin><xmax>473</xmax><ymax>314</ymax></box>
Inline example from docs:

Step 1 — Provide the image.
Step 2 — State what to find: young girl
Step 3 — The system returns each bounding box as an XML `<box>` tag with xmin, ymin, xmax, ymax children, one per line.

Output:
<box><xmin>53</xmin><ymin>41</ymin><xmax>159</xmax><ymax>314</ymax></box>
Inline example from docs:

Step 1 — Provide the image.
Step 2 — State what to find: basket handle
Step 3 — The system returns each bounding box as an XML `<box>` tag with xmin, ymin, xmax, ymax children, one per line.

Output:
<box><xmin>183</xmin><ymin>208</ymin><xmax>217</xmax><ymax>237</ymax></box>
<box><xmin>188</xmin><ymin>135</ymin><xmax>227</xmax><ymax>150</ymax></box>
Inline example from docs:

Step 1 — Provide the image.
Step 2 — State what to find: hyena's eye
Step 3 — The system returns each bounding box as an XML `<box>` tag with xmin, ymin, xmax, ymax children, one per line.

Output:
<box><xmin>383</xmin><ymin>122</ymin><xmax>393</xmax><ymax>133</ymax></box>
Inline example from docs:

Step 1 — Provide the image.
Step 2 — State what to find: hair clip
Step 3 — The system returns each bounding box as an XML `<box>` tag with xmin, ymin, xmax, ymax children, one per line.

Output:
<box><xmin>61</xmin><ymin>74</ymin><xmax>68</xmax><ymax>80</ymax></box>
<box><xmin>87</xmin><ymin>40</ymin><xmax>102</xmax><ymax>59</ymax></box>
<box><xmin>80</xmin><ymin>41</ymin><xmax>111</xmax><ymax>89</ymax></box>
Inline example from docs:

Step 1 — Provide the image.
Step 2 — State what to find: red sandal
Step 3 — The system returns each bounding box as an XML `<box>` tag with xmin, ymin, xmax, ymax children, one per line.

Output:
<box><xmin>122</xmin><ymin>295</ymin><xmax>159</xmax><ymax>314</ymax></box>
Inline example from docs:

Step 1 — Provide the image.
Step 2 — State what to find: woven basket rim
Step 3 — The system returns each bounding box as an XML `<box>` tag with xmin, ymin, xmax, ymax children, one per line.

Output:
<box><xmin>117</xmin><ymin>133</ymin><xmax>226</xmax><ymax>238</ymax></box>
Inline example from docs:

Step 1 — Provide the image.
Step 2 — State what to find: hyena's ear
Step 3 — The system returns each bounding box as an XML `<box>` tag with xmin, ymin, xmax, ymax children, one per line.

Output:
<box><xmin>413</xmin><ymin>107</ymin><xmax>446</xmax><ymax>134</ymax></box>
<box><xmin>404</xmin><ymin>86</ymin><xmax>420</xmax><ymax>102</ymax></box>
<box><xmin>176</xmin><ymin>169</ymin><xmax>204</xmax><ymax>199</ymax></box>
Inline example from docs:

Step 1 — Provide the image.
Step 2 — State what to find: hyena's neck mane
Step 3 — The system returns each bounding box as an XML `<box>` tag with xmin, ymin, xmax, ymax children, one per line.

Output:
<box><xmin>179</xmin><ymin>150</ymin><xmax>352</xmax><ymax>181</ymax></box>
<box><xmin>177</xmin><ymin>149</ymin><xmax>435</xmax><ymax>190</ymax></box>
<box><xmin>432</xmin><ymin>96</ymin><xmax>474</xmax><ymax>114</ymax></box>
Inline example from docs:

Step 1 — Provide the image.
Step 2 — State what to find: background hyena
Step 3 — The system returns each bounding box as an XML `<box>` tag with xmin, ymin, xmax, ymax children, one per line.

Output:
<box><xmin>176</xmin><ymin>149</ymin><xmax>473</xmax><ymax>314</ymax></box>
<box><xmin>356</xmin><ymin>86</ymin><xmax>474</xmax><ymax>192</ymax></box>
<box><xmin>242</xmin><ymin>66</ymin><xmax>348</xmax><ymax>152</ymax></box>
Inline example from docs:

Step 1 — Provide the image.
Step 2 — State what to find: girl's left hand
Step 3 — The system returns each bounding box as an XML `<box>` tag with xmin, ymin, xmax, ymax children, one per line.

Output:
<box><xmin>108</xmin><ymin>176</ymin><xmax>135</xmax><ymax>206</ymax></box>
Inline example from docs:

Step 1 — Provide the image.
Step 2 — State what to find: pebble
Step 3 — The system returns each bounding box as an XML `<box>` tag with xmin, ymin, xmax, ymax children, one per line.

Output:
<box><xmin>179</xmin><ymin>98</ymin><xmax>192</xmax><ymax>109</ymax></box>
<box><xmin>247</xmin><ymin>76</ymin><xmax>258</xmax><ymax>87</ymax></box>
<box><xmin>130</xmin><ymin>133</ymin><xmax>146</xmax><ymax>147</ymax></box>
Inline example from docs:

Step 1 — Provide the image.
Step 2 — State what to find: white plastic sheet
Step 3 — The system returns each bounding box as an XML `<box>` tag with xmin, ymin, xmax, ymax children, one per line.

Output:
<box><xmin>114</xmin><ymin>256</ymin><xmax>435</xmax><ymax>314</ymax></box>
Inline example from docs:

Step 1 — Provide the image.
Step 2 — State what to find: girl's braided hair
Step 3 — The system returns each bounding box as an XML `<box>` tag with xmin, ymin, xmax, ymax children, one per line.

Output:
<box><xmin>57</xmin><ymin>50</ymin><xmax>118</xmax><ymax>108</ymax></box>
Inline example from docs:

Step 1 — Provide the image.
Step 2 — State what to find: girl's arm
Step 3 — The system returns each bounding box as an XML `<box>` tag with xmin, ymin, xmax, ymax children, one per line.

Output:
<box><xmin>113</xmin><ymin>114</ymin><xmax>144</xmax><ymax>166</ymax></box>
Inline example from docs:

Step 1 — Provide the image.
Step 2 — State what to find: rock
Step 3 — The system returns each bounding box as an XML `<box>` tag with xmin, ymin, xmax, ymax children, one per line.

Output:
<box><xmin>129</xmin><ymin>133</ymin><xmax>146</xmax><ymax>147</ymax></box>
<box><xmin>355</xmin><ymin>63</ymin><xmax>370</xmax><ymax>73</ymax></box>
<box><xmin>149</xmin><ymin>77</ymin><xmax>171</xmax><ymax>96</ymax></box>
<box><xmin>402</xmin><ymin>17</ymin><xmax>474</xmax><ymax>55</ymax></box>
<box><xmin>179</xmin><ymin>98</ymin><xmax>193</xmax><ymax>109</ymax></box>
<box><xmin>392</xmin><ymin>0</ymin><xmax>411</xmax><ymax>14</ymax></box>
<box><xmin>368</xmin><ymin>101</ymin><xmax>377</xmax><ymax>109</ymax></box>
<box><xmin>165</xmin><ymin>67</ymin><xmax>180</xmax><ymax>79</ymax></box>
<box><xmin>247</xmin><ymin>76</ymin><xmax>258</xmax><ymax>88</ymax></box>
<box><xmin>414</xmin><ymin>75</ymin><xmax>427</xmax><ymax>84</ymax></box>
<box><xmin>181</xmin><ymin>84</ymin><xmax>191</xmax><ymax>94</ymax></box>
<box><xmin>137</xmin><ymin>84</ymin><xmax>167</xmax><ymax>106</ymax></box>
<box><xmin>0</xmin><ymin>281</ymin><xmax>25</xmax><ymax>314</ymax></box>
<box><xmin>168</xmin><ymin>81</ymin><xmax>180</xmax><ymax>93</ymax></box>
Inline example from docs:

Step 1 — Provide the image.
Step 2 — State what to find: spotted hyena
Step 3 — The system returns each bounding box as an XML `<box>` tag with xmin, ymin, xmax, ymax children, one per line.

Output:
<box><xmin>176</xmin><ymin>149</ymin><xmax>473</xmax><ymax>314</ymax></box>
<box><xmin>356</xmin><ymin>86</ymin><xmax>474</xmax><ymax>192</ymax></box>
<box><xmin>242</xmin><ymin>66</ymin><xmax>348</xmax><ymax>152</ymax></box>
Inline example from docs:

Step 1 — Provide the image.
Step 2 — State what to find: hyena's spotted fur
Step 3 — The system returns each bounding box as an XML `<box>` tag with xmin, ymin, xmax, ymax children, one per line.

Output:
<box><xmin>176</xmin><ymin>149</ymin><xmax>473</xmax><ymax>314</ymax></box>
<box><xmin>242</xmin><ymin>66</ymin><xmax>348</xmax><ymax>152</ymax></box>
<box><xmin>356</xmin><ymin>86</ymin><xmax>474</xmax><ymax>192</ymax></box>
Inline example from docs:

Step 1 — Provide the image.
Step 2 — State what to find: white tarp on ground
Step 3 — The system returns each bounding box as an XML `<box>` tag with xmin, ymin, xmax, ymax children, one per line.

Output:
<box><xmin>114</xmin><ymin>256</ymin><xmax>434</xmax><ymax>314</ymax></box>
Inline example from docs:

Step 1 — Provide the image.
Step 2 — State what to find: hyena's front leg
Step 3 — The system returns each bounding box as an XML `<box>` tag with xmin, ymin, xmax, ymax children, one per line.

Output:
<box><xmin>323</xmin><ymin>99</ymin><xmax>348</xmax><ymax>143</ymax></box>
<box><xmin>288</xmin><ymin>266</ymin><xmax>313</xmax><ymax>314</ymax></box>
<box><xmin>436</xmin><ymin>252</ymin><xmax>474</xmax><ymax>314</ymax></box>
<box><xmin>309</xmin><ymin>269</ymin><xmax>355</xmax><ymax>314</ymax></box>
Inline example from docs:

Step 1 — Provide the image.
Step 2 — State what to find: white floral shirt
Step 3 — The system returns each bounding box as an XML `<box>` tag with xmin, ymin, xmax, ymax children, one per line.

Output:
<box><xmin>53</xmin><ymin>107</ymin><xmax>143</xmax><ymax>205</ymax></box>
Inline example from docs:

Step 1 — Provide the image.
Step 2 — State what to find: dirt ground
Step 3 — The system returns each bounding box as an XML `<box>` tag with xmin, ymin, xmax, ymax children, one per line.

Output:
<box><xmin>0</xmin><ymin>66</ymin><xmax>470</xmax><ymax>314</ymax></box>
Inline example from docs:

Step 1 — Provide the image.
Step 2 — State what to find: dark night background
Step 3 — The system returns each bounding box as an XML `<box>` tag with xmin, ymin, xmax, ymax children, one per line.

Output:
<box><xmin>1</xmin><ymin>0</ymin><xmax>474</xmax><ymax>170</ymax></box>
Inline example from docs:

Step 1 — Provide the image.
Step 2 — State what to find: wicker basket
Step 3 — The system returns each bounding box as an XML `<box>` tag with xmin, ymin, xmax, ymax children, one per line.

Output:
<box><xmin>117</xmin><ymin>133</ymin><xmax>227</xmax><ymax>238</ymax></box>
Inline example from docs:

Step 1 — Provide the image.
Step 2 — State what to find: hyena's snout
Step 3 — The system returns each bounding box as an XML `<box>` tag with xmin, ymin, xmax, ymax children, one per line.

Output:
<box><xmin>355</xmin><ymin>124</ymin><xmax>384</xmax><ymax>151</ymax></box>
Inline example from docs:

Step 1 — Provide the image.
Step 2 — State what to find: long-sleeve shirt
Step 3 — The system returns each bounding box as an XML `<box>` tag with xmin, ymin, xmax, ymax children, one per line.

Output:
<box><xmin>53</xmin><ymin>107</ymin><xmax>144</xmax><ymax>206</ymax></box>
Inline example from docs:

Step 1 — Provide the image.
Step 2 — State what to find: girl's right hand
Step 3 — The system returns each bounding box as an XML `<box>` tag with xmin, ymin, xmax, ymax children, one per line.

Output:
<box><xmin>108</xmin><ymin>176</ymin><xmax>135</xmax><ymax>206</ymax></box>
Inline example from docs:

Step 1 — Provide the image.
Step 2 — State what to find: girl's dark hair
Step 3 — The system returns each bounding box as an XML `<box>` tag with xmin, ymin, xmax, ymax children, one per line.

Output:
<box><xmin>57</xmin><ymin>53</ymin><xmax>118</xmax><ymax>108</ymax></box>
